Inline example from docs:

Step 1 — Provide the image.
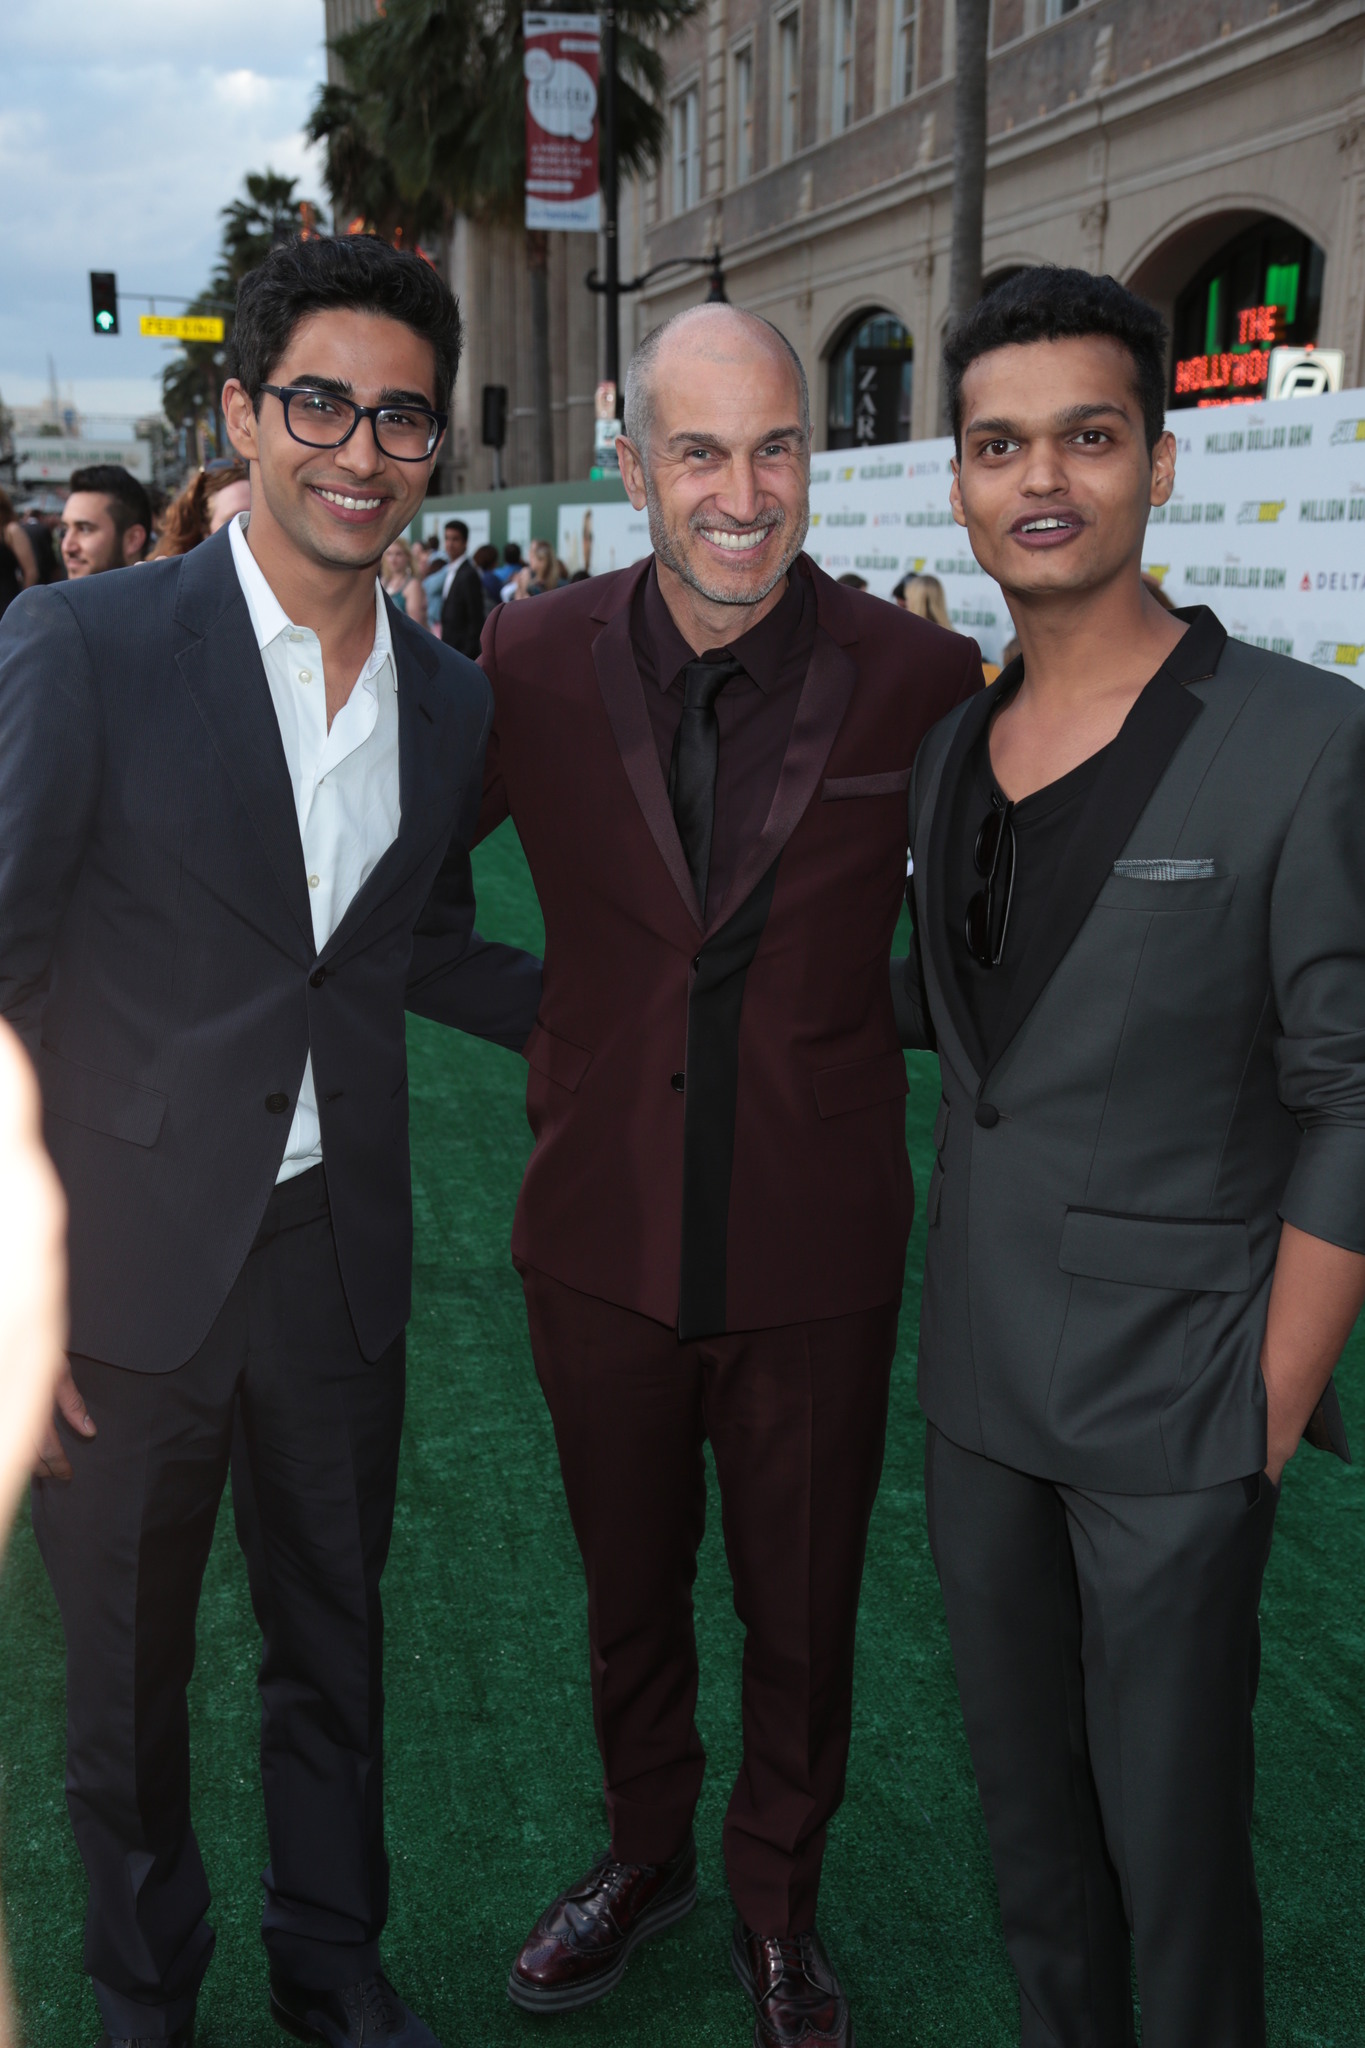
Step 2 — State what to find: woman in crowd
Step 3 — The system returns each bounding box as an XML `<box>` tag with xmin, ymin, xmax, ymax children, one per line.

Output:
<box><xmin>150</xmin><ymin>464</ymin><xmax>251</xmax><ymax>558</ymax></box>
<box><xmin>380</xmin><ymin>536</ymin><xmax>428</xmax><ymax>620</ymax></box>
<box><xmin>0</xmin><ymin>491</ymin><xmax>39</xmax><ymax>622</ymax></box>
<box><xmin>509</xmin><ymin>538</ymin><xmax>562</xmax><ymax>600</ymax></box>
<box><xmin>894</xmin><ymin>569</ymin><xmax>1002</xmax><ymax>681</ymax></box>
<box><xmin>899</xmin><ymin>572</ymin><xmax>953</xmax><ymax>629</ymax></box>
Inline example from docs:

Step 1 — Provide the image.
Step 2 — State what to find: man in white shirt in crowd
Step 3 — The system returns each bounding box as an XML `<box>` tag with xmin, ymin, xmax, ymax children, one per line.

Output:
<box><xmin>0</xmin><ymin>233</ymin><xmax>540</xmax><ymax>2048</ymax></box>
<box><xmin>439</xmin><ymin>518</ymin><xmax>486</xmax><ymax>658</ymax></box>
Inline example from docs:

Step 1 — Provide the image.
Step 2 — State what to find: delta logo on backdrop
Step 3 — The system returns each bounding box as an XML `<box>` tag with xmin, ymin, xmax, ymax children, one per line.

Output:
<box><xmin>805</xmin><ymin>384</ymin><xmax>1365</xmax><ymax>676</ymax></box>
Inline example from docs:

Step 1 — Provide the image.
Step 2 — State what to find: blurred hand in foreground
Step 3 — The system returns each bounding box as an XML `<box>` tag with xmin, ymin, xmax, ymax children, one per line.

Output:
<box><xmin>0</xmin><ymin>1022</ymin><xmax>73</xmax><ymax>1511</ymax></box>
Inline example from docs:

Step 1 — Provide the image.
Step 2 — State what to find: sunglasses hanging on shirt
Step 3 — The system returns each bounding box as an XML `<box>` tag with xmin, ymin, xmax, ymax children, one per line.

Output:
<box><xmin>966</xmin><ymin>793</ymin><xmax>1016</xmax><ymax>969</ymax></box>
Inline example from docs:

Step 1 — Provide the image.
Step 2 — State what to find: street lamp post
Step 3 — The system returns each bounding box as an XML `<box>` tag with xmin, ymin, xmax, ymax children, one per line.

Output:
<box><xmin>601</xmin><ymin>2</ymin><xmax>620</xmax><ymax>398</ymax></box>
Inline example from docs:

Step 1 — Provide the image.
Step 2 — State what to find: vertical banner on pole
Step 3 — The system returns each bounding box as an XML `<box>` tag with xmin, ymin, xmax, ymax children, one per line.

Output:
<box><xmin>524</xmin><ymin>12</ymin><xmax>601</xmax><ymax>232</ymax></box>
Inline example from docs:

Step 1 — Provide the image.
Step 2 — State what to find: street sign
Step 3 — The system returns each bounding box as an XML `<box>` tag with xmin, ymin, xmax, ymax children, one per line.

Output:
<box><xmin>90</xmin><ymin>272</ymin><xmax>119</xmax><ymax>335</ymax></box>
<box><xmin>139</xmin><ymin>314</ymin><xmax>225</xmax><ymax>342</ymax></box>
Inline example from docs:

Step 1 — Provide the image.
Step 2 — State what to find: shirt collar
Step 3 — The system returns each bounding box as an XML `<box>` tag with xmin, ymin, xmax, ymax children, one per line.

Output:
<box><xmin>642</xmin><ymin>558</ymin><xmax>807</xmax><ymax>695</ymax></box>
<box><xmin>987</xmin><ymin>602</ymin><xmax>1227</xmax><ymax>709</ymax></box>
<box><xmin>229</xmin><ymin>511</ymin><xmax>393</xmax><ymax>685</ymax></box>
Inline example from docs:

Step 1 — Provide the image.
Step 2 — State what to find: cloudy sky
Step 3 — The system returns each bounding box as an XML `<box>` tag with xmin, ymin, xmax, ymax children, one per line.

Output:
<box><xmin>2</xmin><ymin>1</ymin><xmax>327</xmax><ymax>423</ymax></box>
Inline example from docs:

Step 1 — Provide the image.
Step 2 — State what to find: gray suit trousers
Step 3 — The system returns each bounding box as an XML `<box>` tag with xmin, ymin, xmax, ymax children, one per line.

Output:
<box><xmin>925</xmin><ymin>1425</ymin><xmax>1278</xmax><ymax>2048</ymax></box>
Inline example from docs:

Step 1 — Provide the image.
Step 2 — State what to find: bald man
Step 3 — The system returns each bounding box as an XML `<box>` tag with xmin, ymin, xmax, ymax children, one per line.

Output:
<box><xmin>478</xmin><ymin>307</ymin><xmax>979</xmax><ymax>2047</ymax></box>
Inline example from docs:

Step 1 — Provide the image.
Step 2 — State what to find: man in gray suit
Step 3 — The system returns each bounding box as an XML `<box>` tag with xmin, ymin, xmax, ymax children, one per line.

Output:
<box><xmin>898</xmin><ymin>267</ymin><xmax>1365</xmax><ymax>2046</ymax></box>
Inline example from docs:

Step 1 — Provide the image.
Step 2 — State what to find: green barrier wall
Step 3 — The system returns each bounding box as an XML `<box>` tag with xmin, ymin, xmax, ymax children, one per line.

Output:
<box><xmin>407</xmin><ymin>474</ymin><xmax>630</xmax><ymax>555</ymax></box>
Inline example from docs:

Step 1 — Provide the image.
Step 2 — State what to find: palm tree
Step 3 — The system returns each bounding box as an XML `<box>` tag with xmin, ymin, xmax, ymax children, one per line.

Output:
<box><xmin>162</xmin><ymin>171</ymin><xmax>321</xmax><ymax>449</ymax></box>
<box><xmin>939</xmin><ymin>0</ymin><xmax>991</xmax><ymax>430</ymax></box>
<box><xmin>314</xmin><ymin>0</ymin><xmax>696</xmax><ymax>482</ymax></box>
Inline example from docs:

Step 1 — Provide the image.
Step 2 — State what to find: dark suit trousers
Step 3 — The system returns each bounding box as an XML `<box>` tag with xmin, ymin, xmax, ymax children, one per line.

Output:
<box><xmin>924</xmin><ymin>1424</ymin><xmax>1278</xmax><ymax>2048</ymax></box>
<box><xmin>31</xmin><ymin>1167</ymin><xmax>404</xmax><ymax>2039</ymax></box>
<box><xmin>521</xmin><ymin>1267</ymin><xmax>898</xmax><ymax>1936</ymax></box>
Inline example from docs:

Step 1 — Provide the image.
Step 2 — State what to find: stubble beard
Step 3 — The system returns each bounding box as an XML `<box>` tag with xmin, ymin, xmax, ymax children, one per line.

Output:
<box><xmin>644</xmin><ymin>466</ymin><xmax>809</xmax><ymax>608</ymax></box>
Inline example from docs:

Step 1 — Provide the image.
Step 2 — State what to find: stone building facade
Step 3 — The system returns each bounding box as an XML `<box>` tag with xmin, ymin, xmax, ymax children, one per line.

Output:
<box><xmin>324</xmin><ymin>0</ymin><xmax>1365</xmax><ymax>484</ymax></box>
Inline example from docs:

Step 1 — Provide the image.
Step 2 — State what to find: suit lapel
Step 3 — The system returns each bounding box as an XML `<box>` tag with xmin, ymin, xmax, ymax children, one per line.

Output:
<box><xmin>984</xmin><ymin>668</ymin><xmax>1203</xmax><ymax>1076</ymax></box>
<box><xmin>705</xmin><ymin>622</ymin><xmax>855</xmax><ymax>936</ymax></box>
<box><xmin>591</xmin><ymin>583</ymin><xmax>706</xmax><ymax>929</ymax></box>
<box><xmin>921</xmin><ymin>685</ymin><xmax>997</xmax><ymax>1080</ymax></box>
<box><xmin>174</xmin><ymin>533</ymin><xmax>313</xmax><ymax>948</ymax></box>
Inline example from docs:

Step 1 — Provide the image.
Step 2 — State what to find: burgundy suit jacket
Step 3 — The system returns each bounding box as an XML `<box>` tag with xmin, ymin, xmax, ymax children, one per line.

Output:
<box><xmin>478</xmin><ymin>554</ymin><xmax>981</xmax><ymax>1336</ymax></box>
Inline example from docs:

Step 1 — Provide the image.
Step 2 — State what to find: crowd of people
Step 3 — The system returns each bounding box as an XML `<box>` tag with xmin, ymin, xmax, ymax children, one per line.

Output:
<box><xmin>1</xmin><ymin>231</ymin><xmax>1363</xmax><ymax>2048</ymax></box>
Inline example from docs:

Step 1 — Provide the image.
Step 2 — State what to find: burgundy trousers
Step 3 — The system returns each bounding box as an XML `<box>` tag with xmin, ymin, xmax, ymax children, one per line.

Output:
<box><xmin>521</xmin><ymin>1266</ymin><xmax>898</xmax><ymax>1936</ymax></box>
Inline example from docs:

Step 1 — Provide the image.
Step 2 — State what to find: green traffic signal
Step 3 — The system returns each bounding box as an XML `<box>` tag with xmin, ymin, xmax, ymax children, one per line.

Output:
<box><xmin>90</xmin><ymin>271</ymin><xmax>119</xmax><ymax>337</ymax></box>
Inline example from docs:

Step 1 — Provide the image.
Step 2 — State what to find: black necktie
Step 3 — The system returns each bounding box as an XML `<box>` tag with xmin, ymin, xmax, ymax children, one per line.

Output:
<box><xmin>669</xmin><ymin>654</ymin><xmax>744</xmax><ymax>916</ymax></box>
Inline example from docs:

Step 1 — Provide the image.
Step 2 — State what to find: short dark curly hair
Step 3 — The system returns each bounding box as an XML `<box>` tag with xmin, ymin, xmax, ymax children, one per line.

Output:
<box><xmin>943</xmin><ymin>266</ymin><xmax>1169</xmax><ymax>457</ymax></box>
<box><xmin>229</xmin><ymin>234</ymin><xmax>463</xmax><ymax>411</ymax></box>
<box><xmin>67</xmin><ymin>464</ymin><xmax>152</xmax><ymax>541</ymax></box>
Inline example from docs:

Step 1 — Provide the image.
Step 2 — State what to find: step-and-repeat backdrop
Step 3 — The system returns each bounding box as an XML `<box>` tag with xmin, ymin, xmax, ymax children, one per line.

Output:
<box><xmin>805</xmin><ymin>386</ymin><xmax>1365</xmax><ymax>679</ymax></box>
<box><xmin>546</xmin><ymin>387</ymin><xmax>1365</xmax><ymax>684</ymax></box>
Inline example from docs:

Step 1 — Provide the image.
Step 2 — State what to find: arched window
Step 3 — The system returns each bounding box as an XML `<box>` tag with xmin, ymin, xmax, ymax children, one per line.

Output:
<box><xmin>1170</xmin><ymin>218</ymin><xmax>1325</xmax><ymax>407</ymax></box>
<box><xmin>826</xmin><ymin>311</ymin><xmax>913</xmax><ymax>449</ymax></box>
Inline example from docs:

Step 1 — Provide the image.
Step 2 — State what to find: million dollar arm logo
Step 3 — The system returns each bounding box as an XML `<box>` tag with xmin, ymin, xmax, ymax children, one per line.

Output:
<box><xmin>1183</xmin><ymin>565</ymin><xmax>1287</xmax><ymax>590</ymax></box>
<box><xmin>1311</xmin><ymin>641</ymin><xmax>1365</xmax><ymax>669</ymax></box>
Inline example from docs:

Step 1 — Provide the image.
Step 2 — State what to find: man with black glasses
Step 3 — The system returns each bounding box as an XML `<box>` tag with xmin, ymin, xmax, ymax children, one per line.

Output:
<box><xmin>0</xmin><ymin>234</ymin><xmax>540</xmax><ymax>2048</ymax></box>
<box><xmin>897</xmin><ymin>266</ymin><xmax>1365</xmax><ymax>2046</ymax></box>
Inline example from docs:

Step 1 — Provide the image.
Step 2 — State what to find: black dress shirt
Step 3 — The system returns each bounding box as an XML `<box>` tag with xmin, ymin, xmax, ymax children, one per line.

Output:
<box><xmin>630</xmin><ymin>561</ymin><xmax>816</xmax><ymax>915</ymax></box>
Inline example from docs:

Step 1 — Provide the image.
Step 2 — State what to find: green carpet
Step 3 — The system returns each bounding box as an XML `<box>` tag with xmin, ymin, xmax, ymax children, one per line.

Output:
<box><xmin>2</xmin><ymin>821</ymin><xmax>1362</xmax><ymax>2046</ymax></box>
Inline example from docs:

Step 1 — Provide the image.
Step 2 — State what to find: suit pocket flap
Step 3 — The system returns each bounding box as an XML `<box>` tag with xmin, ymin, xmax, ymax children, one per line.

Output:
<box><xmin>525</xmin><ymin>1023</ymin><xmax>593</xmax><ymax>1093</ymax></box>
<box><xmin>822</xmin><ymin>769</ymin><xmax>912</xmax><ymax>800</ymax></box>
<box><xmin>1096</xmin><ymin>871</ymin><xmax>1237</xmax><ymax>912</ymax></box>
<box><xmin>1059</xmin><ymin>1208</ymin><xmax>1250</xmax><ymax>1293</ymax></box>
<box><xmin>814</xmin><ymin>1050</ymin><xmax>908</xmax><ymax>1118</ymax></box>
<box><xmin>39</xmin><ymin>1047</ymin><xmax>167</xmax><ymax>1148</ymax></box>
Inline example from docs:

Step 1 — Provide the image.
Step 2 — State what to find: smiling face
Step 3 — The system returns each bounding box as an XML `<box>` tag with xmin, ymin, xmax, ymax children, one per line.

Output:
<box><xmin>60</xmin><ymin>492</ymin><xmax>144</xmax><ymax>576</ymax></box>
<box><xmin>949</xmin><ymin>334</ymin><xmax>1175</xmax><ymax>604</ymax></box>
<box><xmin>619</xmin><ymin>311</ymin><xmax>810</xmax><ymax>628</ymax></box>
<box><xmin>221</xmin><ymin>306</ymin><xmax>441</xmax><ymax>576</ymax></box>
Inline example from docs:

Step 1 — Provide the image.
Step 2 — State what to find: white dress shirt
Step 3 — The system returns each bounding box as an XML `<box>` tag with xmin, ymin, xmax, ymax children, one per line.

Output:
<box><xmin>228</xmin><ymin>513</ymin><xmax>402</xmax><ymax>1182</ymax></box>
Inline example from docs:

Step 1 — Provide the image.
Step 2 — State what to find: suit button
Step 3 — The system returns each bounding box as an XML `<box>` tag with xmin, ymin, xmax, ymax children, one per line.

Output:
<box><xmin>670</xmin><ymin>1071</ymin><xmax>686</xmax><ymax>1093</ymax></box>
<box><xmin>265</xmin><ymin>1092</ymin><xmax>290</xmax><ymax>1115</ymax></box>
<box><xmin>975</xmin><ymin>1102</ymin><xmax>1000</xmax><ymax>1129</ymax></box>
<box><xmin>693</xmin><ymin>954</ymin><xmax>702</xmax><ymax>971</ymax></box>
<box><xmin>309</xmin><ymin>967</ymin><xmax>326</xmax><ymax>988</ymax></box>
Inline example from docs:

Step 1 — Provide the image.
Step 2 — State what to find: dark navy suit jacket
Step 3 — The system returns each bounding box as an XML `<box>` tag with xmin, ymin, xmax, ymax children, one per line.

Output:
<box><xmin>0</xmin><ymin>526</ymin><xmax>541</xmax><ymax>1370</ymax></box>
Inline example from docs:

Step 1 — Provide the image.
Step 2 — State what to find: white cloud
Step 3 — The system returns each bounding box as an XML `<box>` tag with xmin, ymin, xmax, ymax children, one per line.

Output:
<box><xmin>213</xmin><ymin>67</ymin><xmax>279</xmax><ymax>110</ymax></box>
<box><xmin>0</xmin><ymin>0</ymin><xmax>328</xmax><ymax>406</ymax></box>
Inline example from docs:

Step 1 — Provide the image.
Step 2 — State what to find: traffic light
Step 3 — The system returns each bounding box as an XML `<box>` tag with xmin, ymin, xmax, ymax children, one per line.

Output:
<box><xmin>90</xmin><ymin>272</ymin><xmax>119</xmax><ymax>335</ymax></box>
<box><xmin>481</xmin><ymin>384</ymin><xmax>508</xmax><ymax>449</ymax></box>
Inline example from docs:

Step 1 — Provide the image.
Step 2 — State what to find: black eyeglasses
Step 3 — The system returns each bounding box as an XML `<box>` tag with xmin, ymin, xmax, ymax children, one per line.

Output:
<box><xmin>965</xmin><ymin>793</ymin><xmax>1016</xmax><ymax>968</ymax></box>
<box><xmin>260</xmin><ymin>384</ymin><xmax>447</xmax><ymax>462</ymax></box>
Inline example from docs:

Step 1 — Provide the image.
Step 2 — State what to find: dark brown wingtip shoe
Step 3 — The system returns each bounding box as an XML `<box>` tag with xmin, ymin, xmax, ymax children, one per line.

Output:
<box><xmin>506</xmin><ymin>1835</ymin><xmax>698</xmax><ymax>2012</ymax></box>
<box><xmin>731</xmin><ymin>1921</ymin><xmax>854</xmax><ymax>2048</ymax></box>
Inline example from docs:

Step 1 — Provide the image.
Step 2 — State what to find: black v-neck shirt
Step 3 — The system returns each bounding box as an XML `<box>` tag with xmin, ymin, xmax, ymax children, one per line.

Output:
<box><xmin>941</xmin><ymin>602</ymin><xmax>1236</xmax><ymax>1073</ymax></box>
<box><xmin>949</xmin><ymin>717</ymin><xmax>1113</xmax><ymax>1060</ymax></box>
<box><xmin>945</xmin><ymin>605</ymin><xmax>1228</xmax><ymax>1066</ymax></box>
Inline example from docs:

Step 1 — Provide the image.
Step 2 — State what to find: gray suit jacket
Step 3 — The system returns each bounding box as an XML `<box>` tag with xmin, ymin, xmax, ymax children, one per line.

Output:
<box><xmin>899</xmin><ymin>608</ymin><xmax>1365</xmax><ymax>1492</ymax></box>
